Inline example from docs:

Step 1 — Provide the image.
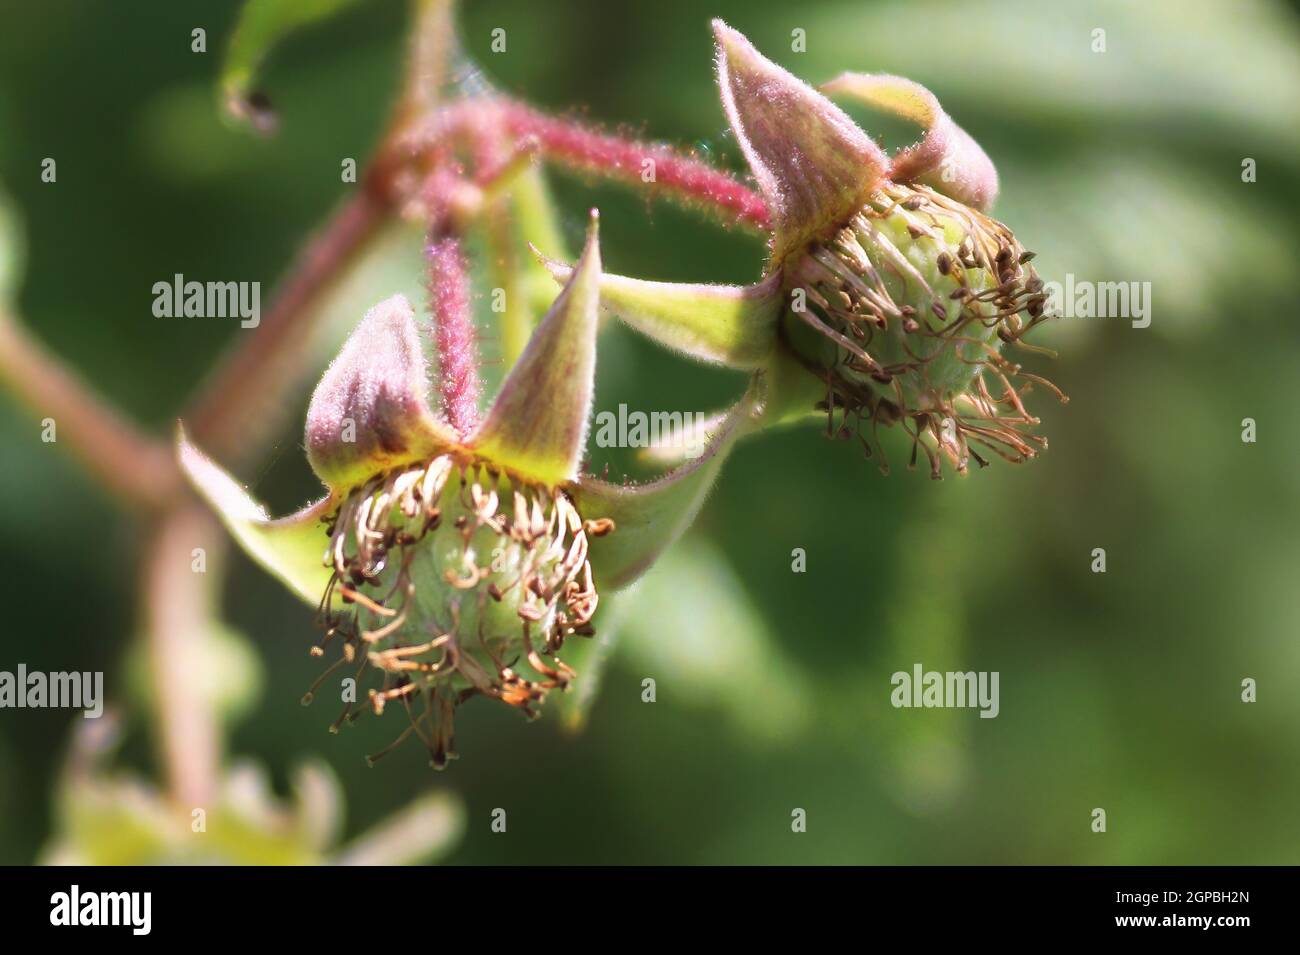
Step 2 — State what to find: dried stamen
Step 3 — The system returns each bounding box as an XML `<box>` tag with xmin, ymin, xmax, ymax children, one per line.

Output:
<box><xmin>309</xmin><ymin>453</ymin><xmax>605</xmax><ymax>766</ymax></box>
<box><xmin>787</xmin><ymin>181</ymin><xmax>1065</xmax><ymax>477</ymax></box>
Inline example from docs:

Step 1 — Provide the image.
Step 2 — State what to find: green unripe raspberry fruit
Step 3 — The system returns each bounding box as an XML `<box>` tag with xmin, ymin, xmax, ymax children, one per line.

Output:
<box><xmin>783</xmin><ymin>182</ymin><xmax>1053</xmax><ymax>476</ymax></box>
<box><xmin>313</xmin><ymin>454</ymin><xmax>603</xmax><ymax>768</ymax></box>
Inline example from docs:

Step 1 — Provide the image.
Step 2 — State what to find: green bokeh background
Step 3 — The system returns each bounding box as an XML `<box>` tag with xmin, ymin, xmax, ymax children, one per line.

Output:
<box><xmin>1</xmin><ymin>0</ymin><xmax>1298</xmax><ymax>863</ymax></box>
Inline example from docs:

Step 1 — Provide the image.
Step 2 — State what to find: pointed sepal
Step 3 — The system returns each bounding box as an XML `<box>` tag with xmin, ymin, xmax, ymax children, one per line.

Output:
<box><xmin>821</xmin><ymin>73</ymin><xmax>998</xmax><ymax>211</ymax></box>
<box><xmin>540</xmin><ymin>252</ymin><xmax>783</xmax><ymax>369</ymax></box>
<box><xmin>638</xmin><ymin>407</ymin><xmax>734</xmax><ymax>466</ymax></box>
<box><xmin>178</xmin><ymin>427</ymin><xmax>335</xmax><ymax>607</ymax></box>
<box><xmin>713</xmin><ymin>20</ymin><xmax>888</xmax><ymax>264</ymax></box>
<box><xmin>570</xmin><ymin>376</ymin><xmax>762</xmax><ymax>589</ymax></box>
<box><xmin>305</xmin><ymin>293</ymin><xmax>458</xmax><ymax>492</ymax></box>
<box><xmin>470</xmin><ymin>211</ymin><xmax>602</xmax><ymax>485</ymax></box>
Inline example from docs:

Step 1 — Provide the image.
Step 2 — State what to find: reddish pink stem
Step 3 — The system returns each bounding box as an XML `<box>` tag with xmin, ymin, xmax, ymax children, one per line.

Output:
<box><xmin>499</xmin><ymin>102</ymin><xmax>771</xmax><ymax>230</ymax></box>
<box><xmin>426</xmin><ymin>236</ymin><xmax>480</xmax><ymax>435</ymax></box>
<box><xmin>411</xmin><ymin>99</ymin><xmax>771</xmax><ymax>231</ymax></box>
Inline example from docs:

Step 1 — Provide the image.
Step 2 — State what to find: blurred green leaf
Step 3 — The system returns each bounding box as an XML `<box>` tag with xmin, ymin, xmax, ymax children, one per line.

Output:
<box><xmin>221</xmin><ymin>0</ymin><xmax>365</xmax><ymax>129</ymax></box>
<box><xmin>1000</xmin><ymin>151</ymin><xmax>1297</xmax><ymax>342</ymax></box>
<box><xmin>813</xmin><ymin>0</ymin><xmax>1300</xmax><ymax>154</ymax></box>
<box><xmin>617</xmin><ymin>536</ymin><xmax>811</xmax><ymax>743</ymax></box>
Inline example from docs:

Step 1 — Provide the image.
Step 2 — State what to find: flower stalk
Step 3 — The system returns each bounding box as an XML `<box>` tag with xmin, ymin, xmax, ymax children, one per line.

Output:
<box><xmin>425</xmin><ymin>236</ymin><xmax>480</xmax><ymax>435</ymax></box>
<box><xmin>496</xmin><ymin>102</ymin><xmax>771</xmax><ymax>231</ymax></box>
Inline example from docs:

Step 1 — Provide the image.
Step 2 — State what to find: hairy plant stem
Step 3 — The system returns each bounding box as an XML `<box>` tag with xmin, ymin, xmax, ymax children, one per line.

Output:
<box><xmin>409</xmin><ymin>98</ymin><xmax>772</xmax><ymax>233</ymax></box>
<box><xmin>498</xmin><ymin>102</ymin><xmax>772</xmax><ymax>231</ymax></box>
<box><xmin>425</xmin><ymin>235</ymin><xmax>480</xmax><ymax>433</ymax></box>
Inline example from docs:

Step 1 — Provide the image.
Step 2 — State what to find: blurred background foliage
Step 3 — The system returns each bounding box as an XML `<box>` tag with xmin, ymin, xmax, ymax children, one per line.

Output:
<box><xmin>1</xmin><ymin>0</ymin><xmax>1298</xmax><ymax>864</ymax></box>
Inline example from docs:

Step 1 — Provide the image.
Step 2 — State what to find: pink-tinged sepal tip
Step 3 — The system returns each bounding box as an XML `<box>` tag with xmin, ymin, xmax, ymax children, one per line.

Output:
<box><xmin>304</xmin><ymin>294</ymin><xmax>458</xmax><ymax>492</ymax></box>
<box><xmin>712</xmin><ymin>20</ymin><xmax>889</xmax><ymax>264</ymax></box>
<box><xmin>821</xmin><ymin>73</ymin><xmax>999</xmax><ymax>211</ymax></box>
<box><xmin>469</xmin><ymin>211</ymin><xmax>602</xmax><ymax>486</ymax></box>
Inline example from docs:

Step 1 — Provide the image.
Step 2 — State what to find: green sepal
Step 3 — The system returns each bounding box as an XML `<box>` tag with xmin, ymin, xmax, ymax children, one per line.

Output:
<box><xmin>470</xmin><ymin>212</ymin><xmax>601</xmax><ymax>486</ymax></box>
<box><xmin>542</xmin><ymin>254</ymin><xmax>783</xmax><ymax>370</ymax></box>
<box><xmin>178</xmin><ymin>425</ymin><xmax>335</xmax><ymax>607</ymax></box>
